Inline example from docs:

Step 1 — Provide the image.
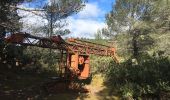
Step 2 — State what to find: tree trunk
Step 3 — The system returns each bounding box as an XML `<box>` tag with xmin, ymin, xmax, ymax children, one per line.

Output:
<box><xmin>132</xmin><ymin>30</ymin><xmax>139</xmax><ymax>59</ymax></box>
<box><xmin>0</xmin><ymin>26</ymin><xmax>6</xmax><ymax>61</ymax></box>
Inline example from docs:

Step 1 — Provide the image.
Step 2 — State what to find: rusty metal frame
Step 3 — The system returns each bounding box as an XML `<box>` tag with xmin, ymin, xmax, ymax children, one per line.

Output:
<box><xmin>5</xmin><ymin>32</ymin><xmax>119</xmax><ymax>80</ymax></box>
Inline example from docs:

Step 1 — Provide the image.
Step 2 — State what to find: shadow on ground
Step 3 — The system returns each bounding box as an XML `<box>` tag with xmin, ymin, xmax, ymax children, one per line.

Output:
<box><xmin>0</xmin><ymin>63</ymin><xmax>90</xmax><ymax>100</ymax></box>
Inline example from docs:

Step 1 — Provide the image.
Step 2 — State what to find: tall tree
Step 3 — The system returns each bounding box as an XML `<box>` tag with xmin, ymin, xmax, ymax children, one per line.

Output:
<box><xmin>105</xmin><ymin>0</ymin><xmax>169</xmax><ymax>59</ymax></box>
<box><xmin>0</xmin><ymin>0</ymin><xmax>32</xmax><ymax>62</ymax></box>
<box><xmin>0</xmin><ymin>0</ymin><xmax>23</xmax><ymax>33</ymax></box>
<box><xmin>22</xmin><ymin>0</ymin><xmax>86</xmax><ymax>37</ymax></box>
<box><xmin>43</xmin><ymin>0</ymin><xmax>85</xmax><ymax>37</ymax></box>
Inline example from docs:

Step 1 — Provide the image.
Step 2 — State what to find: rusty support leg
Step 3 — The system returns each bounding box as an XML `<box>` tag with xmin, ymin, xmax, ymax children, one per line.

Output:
<box><xmin>58</xmin><ymin>50</ymin><xmax>64</xmax><ymax>77</ymax></box>
<box><xmin>65</xmin><ymin>52</ymin><xmax>70</xmax><ymax>79</ymax></box>
<box><xmin>79</xmin><ymin>56</ymin><xmax>90</xmax><ymax>79</ymax></box>
<box><xmin>71</xmin><ymin>52</ymin><xmax>79</xmax><ymax>71</ymax></box>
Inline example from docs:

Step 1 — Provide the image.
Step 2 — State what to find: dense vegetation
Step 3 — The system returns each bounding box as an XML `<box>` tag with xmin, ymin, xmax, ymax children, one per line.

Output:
<box><xmin>92</xmin><ymin>0</ymin><xmax>170</xmax><ymax>99</ymax></box>
<box><xmin>0</xmin><ymin>0</ymin><xmax>170</xmax><ymax>99</ymax></box>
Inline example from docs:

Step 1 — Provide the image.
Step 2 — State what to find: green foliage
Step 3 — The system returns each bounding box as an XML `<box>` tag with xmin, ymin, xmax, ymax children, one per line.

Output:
<box><xmin>105</xmin><ymin>0</ymin><xmax>170</xmax><ymax>59</ymax></box>
<box><xmin>0</xmin><ymin>1</ymin><xmax>42</xmax><ymax>70</ymax></box>
<box><xmin>106</xmin><ymin>54</ymin><xmax>170</xmax><ymax>98</ymax></box>
<box><xmin>0</xmin><ymin>0</ymin><xmax>33</xmax><ymax>63</ymax></box>
<box><xmin>0</xmin><ymin>0</ymin><xmax>26</xmax><ymax>32</ymax></box>
<box><xmin>152</xmin><ymin>32</ymin><xmax>170</xmax><ymax>56</ymax></box>
<box><xmin>23</xmin><ymin>47</ymin><xmax>60</xmax><ymax>72</ymax></box>
<box><xmin>32</xmin><ymin>0</ymin><xmax>86</xmax><ymax>36</ymax></box>
<box><xmin>0</xmin><ymin>1</ymin><xmax>169</xmax><ymax>99</ymax></box>
<box><xmin>90</xmin><ymin>55</ymin><xmax>113</xmax><ymax>74</ymax></box>
<box><xmin>1</xmin><ymin>44</ymin><xmax>25</xmax><ymax>68</ymax></box>
<box><xmin>111</xmin><ymin>33</ymin><xmax>132</xmax><ymax>60</ymax></box>
<box><xmin>0</xmin><ymin>45</ymin><xmax>61</xmax><ymax>72</ymax></box>
<box><xmin>94</xmin><ymin>30</ymin><xmax>103</xmax><ymax>40</ymax></box>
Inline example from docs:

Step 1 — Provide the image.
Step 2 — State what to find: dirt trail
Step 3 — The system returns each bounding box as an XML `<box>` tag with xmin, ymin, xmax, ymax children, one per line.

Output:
<box><xmin>47</xmin><ymin>74</ymin><xmax>119</xmax><ymax>100</ymax></box>
<box><xmin>80</xmin><ymin>74</ymin><xmax>119</xmax><ymax>100</ymax></box>
<box><xmin>0</xmin><ymin>67</ymin><xmax>119</xmax><ymax>100</ymax></box>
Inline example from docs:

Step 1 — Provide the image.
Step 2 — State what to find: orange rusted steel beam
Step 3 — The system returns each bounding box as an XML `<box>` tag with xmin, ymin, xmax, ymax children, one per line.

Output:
<box><xmin>5</xmin><ymin>32</ymin><xmax>70</xmax><ymax>51</ymax></box>
<box><xmin>5</xmin><ymin>32</ymin><xmax>119</xmax><ymax>80</ymax></box>
<box><xmin>67</xmin><ymin>38</ymin><xmax>118</xmax><ymax>60</ymax></box>
<box><xmin>5</xmin><ymin>32</ymin><xmax>119</xmax><ymax>63</ymax></box>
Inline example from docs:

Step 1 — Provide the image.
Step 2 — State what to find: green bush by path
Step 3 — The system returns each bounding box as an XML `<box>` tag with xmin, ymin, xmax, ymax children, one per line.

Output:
<box><xmin>105</xmin><ymin>55</ymin><xmax>170</xmax><ymax>99</ymax></box>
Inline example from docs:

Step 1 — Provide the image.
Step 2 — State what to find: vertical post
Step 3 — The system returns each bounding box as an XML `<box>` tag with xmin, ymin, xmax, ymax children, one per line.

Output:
<box><xmin>0</xmin><ymin>27</ymin><xmax>6</xmax><ymax>61</ymax></box>
<box><xmin>49</xmin><ymin>12</ymin><xmax>52</xmax><ymax>56</ymax></box>
<box><xmin>79</xmin><ymin>56</ymin><xmax>90</xmax><ymax>79</ymax></box>
<box><xmin>71</xmin><ymin>52</ymin><xmax>79</xmax><ymax>70</ymax></box>
<box><xmin>48</xmin><ymin>5</ymin><xmax>54</xmax><ymax>68</ymax></box>
<box><xmin>59</xmin><ymin>50</ymin><xmax>63</xmax><ymax>77</ymax></box>
<box><xmin>132</xmin><ymin>30</ymin><xmax>139</xmax><ymax>59</ymax></box>
<box><xmin>65</xmin><ymin>52</ymin><xmax>70</xmax><ymax>78</ymax></box>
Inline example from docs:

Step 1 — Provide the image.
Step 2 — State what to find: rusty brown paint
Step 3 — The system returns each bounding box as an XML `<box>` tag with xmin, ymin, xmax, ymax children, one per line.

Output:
<box><xmin>5</xmin><ymin>32</ymin><xmax>119</xmax><ymax>80</ymax></box>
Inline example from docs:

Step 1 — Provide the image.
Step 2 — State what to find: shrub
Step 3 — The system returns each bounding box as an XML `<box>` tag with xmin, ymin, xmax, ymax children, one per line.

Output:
<box><xmin>106</xmin><ymin>55</ymin><xmax>170</xmax><ymax>99</ymax></box>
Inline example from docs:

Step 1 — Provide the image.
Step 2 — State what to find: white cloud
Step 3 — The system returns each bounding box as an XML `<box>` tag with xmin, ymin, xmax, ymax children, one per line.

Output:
<box><xmin>77</xmin><ymin>3</ymin><xmax>104</xmax><ymax>18</ymax></box>
<box><xmin>65</xmin><ymin>2</ymin><xmax>106</xmax><ymax>38</ymax></box>
<box><xmin>17</xmin><ymin>6</ymin><xmax>47</xmax><ymax>36</ymax></box>
<box><xmin>18</xmin><ymin>2</ymin><xmax>106</xmax><ymax>38</ymax></box>
<box><xmin>65</xmin><ymin>17</ymin><xmax>106</xmax><ymax>38</ymax></box>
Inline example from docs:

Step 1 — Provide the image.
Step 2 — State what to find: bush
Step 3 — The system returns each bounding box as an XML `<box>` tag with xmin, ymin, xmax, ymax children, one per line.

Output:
<box><xmin>106</xmin><ymin>55</ymin><xmax>170</xmax><ymax>99</ymax></box>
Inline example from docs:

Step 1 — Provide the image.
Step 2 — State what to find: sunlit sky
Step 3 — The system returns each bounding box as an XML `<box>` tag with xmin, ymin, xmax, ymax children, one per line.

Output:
<box><xmin>19</xmin><ymin>0</ymin><xmax>116</xmax><ymax>38</ymax></box>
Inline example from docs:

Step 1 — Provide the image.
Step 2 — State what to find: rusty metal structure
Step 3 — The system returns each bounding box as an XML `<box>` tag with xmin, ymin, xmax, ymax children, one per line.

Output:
<box><xmin>5</xmin><ymin>32</ymin><xmax>119</xmax><ymax>82</ymax></box>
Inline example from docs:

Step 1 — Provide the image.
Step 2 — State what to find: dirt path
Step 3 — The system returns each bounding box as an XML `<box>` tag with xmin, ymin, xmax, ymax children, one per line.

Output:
<box><xmin>0</xmin><ymin>67</ymin><xmax>119</xmax><ymax>100</ymax></box>
<box><xmin>47</xmin><ymin>74</ymin><xmax>119</xmax><ymax>100</ymax></box>
<box><xmin>79</xmin><ymin>74</ymin><xmax>119</xmax><ymax>100</ymax></box>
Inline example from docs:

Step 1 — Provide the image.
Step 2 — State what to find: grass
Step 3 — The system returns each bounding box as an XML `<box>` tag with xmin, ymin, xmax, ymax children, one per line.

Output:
<box><xmin>0</xmin><ymin>63</ymin><xmax>120</xmax><ymax>100</ymax></box>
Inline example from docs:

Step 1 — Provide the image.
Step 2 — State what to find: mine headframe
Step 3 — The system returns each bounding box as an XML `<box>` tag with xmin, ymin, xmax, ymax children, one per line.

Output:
<box><xmin>5</xmin><ymin>32</ymin><xmax>119</xmax><ymax>81</ymax></box>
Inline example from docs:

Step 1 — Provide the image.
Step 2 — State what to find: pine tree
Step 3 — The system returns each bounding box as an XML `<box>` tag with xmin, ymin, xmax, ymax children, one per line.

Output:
<box><xmin>0</xmin><ymin>0</ymin><xmax>32</xmax><ymax>62</ymax></box>
<box><xmin>105</xmin><ymin>0</ymin><xmax>170</xmax><ymax>59</ymax></box>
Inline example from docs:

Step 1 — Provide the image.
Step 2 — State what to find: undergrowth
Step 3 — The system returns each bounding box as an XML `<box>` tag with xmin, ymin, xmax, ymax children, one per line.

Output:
<box><xmin>104</xmin><ymin>55</ymin><xmax>170</xmax><ymax>99</ymax></box>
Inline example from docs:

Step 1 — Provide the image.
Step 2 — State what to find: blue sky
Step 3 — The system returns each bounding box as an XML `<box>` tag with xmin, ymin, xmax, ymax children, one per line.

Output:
<box><xmin>19</xmin><ymin>0</ymin><xmax>116</xmax><ymax>38</ymax></box>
